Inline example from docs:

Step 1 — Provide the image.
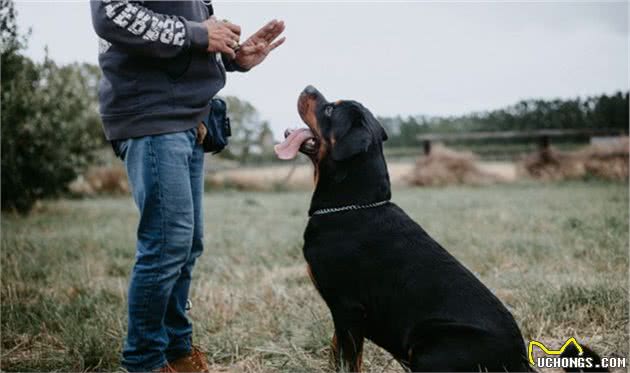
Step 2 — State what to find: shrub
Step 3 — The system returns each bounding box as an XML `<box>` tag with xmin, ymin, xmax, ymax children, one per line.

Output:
<box><xmin>1</xmin><ymin>0</ymin><xmax>103</xmax><ymax>213</ymax></box>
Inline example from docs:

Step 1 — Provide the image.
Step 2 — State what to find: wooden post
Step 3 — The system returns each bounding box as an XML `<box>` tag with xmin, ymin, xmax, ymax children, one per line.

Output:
<box><xmin>539</xmin><ymin>135</ymin><xmax>551</xmax><ymax>150</ymax></box>
<box><xmin>539</xmin><ymin>135</ymin><xmax>554</xmax><ymax>163</ymax></box>
<box><xmin>423</xmin><ymin>140</ymin><xmax>432</xmax><ymax>156</ymax></box>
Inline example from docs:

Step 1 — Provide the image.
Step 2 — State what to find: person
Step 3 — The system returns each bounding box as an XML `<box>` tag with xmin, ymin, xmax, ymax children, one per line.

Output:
<box><xmin>90</xmin><ymin>2</ymin><xmax>285</xmax><ymax>372</ymax></box>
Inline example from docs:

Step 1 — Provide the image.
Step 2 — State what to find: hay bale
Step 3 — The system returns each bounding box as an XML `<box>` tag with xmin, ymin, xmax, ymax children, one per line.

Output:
<box><xmin>580</xmin><ymin>137</ymin><xmax>629</xmax><ymax>180</ymax></box>
<box><xmin>407</xmin><ymin>145</ymin><xmax>500</xmax><ymax>186</ymax></box>
<box><xmin>86</xmin><ymin>166</ymin><xmax>129</xmax><ymax>194</ymax></box>
<box><xmin>518</xmin><ymin>137</ymin><xmax>628</xmax><ymax>181</ymax></box>
<box><xmin>518</xmin><ymin>147</ymin><xmax>585</xmax><ymax>181</ymax></box>
<box><xmin>69</xmin><ymin>165</ymin><xmax>129</xmax><ymax>196</ymax></box>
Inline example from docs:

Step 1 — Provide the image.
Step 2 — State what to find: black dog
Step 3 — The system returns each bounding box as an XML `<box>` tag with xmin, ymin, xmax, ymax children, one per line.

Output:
<box><xmin>274</xmin><ymin>86</ymin><xmax>603</xmax><ymax>372</ymax></box>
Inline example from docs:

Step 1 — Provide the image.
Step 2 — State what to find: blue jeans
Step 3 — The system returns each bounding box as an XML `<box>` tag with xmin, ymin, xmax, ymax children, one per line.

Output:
<box><xmin>115</xmin><ymin>128</ymin><xmax>204</xmax><ymax>371</ymax></box>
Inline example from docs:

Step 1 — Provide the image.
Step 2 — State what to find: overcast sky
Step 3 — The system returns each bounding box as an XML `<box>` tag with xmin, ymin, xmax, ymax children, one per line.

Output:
<box><xmin>15</xmin><ymin>1</ymin><xmax>629</xmax><ymax>139</ymax></box>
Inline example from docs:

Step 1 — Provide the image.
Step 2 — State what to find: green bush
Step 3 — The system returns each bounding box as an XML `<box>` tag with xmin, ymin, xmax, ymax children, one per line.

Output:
<box><xmin>1</xmin><ymin>0</ymin><xmax>103</xmax><ymax>213</ymax></box>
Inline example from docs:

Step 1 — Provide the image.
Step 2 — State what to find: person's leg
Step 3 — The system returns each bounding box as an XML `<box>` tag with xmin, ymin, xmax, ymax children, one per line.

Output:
<box><xmin>121</xmin><ymin>129</ymin><xmax>197</xmax><ymax>372</ymax></box>
<box><xmin>164</xmin><ymin>141</ymin><xmax>205</xmax><ymax>362</ymax></box>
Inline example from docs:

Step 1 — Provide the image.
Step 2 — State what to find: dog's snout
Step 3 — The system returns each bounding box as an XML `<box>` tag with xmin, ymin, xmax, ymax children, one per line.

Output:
<box><xmin>304</xmin><ymin>85</ymin><xmax>317</xmax><ymax>94</ymax></box>
<box><xmin>300</xmin><ymin>85</ymin><xmax>326</xmax><ymax>107</ymax></box>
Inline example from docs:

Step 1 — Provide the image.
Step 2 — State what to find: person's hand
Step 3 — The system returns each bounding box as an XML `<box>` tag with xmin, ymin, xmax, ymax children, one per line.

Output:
<box><xmin>196</xmin><ymin>122</ymin><xmax>207</xmax><ymax>144</ymax></box>
<box><xmin>203</xmin><ymin>16</ymin><xmax>241</xmax><ymax>59</ymax></box>
<box><xmin>234</xmin><ymin>19</ymin><xmax>286</xmax><ymax>70</ymax></box>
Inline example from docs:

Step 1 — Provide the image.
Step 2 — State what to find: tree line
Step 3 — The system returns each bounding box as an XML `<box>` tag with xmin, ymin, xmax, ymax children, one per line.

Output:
<box><xmin>379</xmin><ymin>93</ymin><xmax>629</xmax><ymax>148</ymax></box>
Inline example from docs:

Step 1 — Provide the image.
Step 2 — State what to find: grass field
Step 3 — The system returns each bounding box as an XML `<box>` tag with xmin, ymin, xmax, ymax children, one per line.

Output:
<box><xmin>1</xmin><ymin>181</ymin><xmax>628</xmax><ymax>372</ymax></box>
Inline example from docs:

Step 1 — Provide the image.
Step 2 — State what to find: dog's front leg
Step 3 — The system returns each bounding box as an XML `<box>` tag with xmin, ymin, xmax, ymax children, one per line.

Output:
<box><xmin>330</xmin><ymin>312</ymin><xmax>365</xmax><ymax>373</ymax></box>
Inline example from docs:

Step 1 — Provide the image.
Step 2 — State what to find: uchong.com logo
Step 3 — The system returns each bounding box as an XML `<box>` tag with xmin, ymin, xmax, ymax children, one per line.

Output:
<box><xmin>528</xmin><ymin>337</ymin><xmax>627</xmax><ymax>370</ymax></box>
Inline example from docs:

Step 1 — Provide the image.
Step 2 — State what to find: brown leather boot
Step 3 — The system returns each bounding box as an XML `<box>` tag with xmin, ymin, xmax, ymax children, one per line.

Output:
<box><xmin>168</xmin><ymin>346</ymin><xmax>210</xmax><ymax>373</ymax></box>
<box><xmin>154</xmin><ymin>362</ymin><xmax>177</xmax><ymax>372</ymax></box>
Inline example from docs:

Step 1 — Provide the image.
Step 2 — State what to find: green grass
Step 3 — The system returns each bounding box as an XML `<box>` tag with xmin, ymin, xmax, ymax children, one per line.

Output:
<box><xmin>1</xmin><ymin>181</ymin><xmax>628</xmax><ymax>371</ymax></box>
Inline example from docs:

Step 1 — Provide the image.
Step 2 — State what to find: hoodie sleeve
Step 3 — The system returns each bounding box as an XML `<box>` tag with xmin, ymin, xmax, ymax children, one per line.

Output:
<box><xmin>90</xmin><ymin>0</ymin><xmax>209</xmax><ymax>58</ymax></box>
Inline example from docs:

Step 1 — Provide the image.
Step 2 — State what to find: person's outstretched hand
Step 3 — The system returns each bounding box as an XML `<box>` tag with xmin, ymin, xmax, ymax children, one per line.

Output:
<box><xmin>234</xmin><ymin>19</ymin><xmax>286</xmax><ymax>70</ymax></box>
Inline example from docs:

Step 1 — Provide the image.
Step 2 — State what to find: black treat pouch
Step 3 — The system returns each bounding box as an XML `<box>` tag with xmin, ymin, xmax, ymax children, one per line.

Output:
<box><xmin>202</xmin><ymin>98</ymin><xmax>231</xmax><ymax>154</ymax></box>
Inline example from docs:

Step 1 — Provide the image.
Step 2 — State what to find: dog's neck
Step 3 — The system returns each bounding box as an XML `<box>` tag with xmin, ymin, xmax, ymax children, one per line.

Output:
<box><xmin>308</xmin><ymin>146</ymin><xmax>391</xmax><ymax>216</ymax></box>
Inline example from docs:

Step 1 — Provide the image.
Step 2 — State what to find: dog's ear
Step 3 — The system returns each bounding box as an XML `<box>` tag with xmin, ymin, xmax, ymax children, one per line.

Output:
<box><xmin>330</xmin><ymin>125</ymin><xmax>372</xmax><ymax>161</ymax></box>
<box><xmin>330</xmin><ymin>103</ymin><xmax>387</xmax><ymax>161</ymax></box>
<box><xmin>362</xmin><ymin>106</ymin><xmax>388</xmax><ymax>143</ymax></box>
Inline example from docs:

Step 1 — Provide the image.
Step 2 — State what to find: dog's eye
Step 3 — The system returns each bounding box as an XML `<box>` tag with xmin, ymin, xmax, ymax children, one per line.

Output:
<box><xmin>324</xmin><ymin>105</ymin><xmax>334</xmax><ymax>117</ymax></box>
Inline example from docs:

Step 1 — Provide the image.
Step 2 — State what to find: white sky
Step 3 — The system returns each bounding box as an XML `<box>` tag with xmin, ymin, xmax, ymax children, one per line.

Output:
<box><xmin>15</xmin><ymin>1</ymin><xmax>629</xmax><ymax>139</ymax></box>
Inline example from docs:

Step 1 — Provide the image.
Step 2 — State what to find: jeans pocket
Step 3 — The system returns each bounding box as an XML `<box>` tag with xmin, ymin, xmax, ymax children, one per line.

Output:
<box><xmin>111</xmin><ymin>139</ymin><xmax>129</xmax><ymax>161</ymax></box>
<box><xmin>187</xmin><ymin>126</ymin><xmax>199</xmax><ymax>146</ymax></box>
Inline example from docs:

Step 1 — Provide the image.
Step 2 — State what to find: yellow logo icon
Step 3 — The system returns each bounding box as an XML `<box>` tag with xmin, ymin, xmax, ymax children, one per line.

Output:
<box><xmin>528</xmin><ymin>337</ymin><xmax>584</xmax><ymax>366</ymax></box>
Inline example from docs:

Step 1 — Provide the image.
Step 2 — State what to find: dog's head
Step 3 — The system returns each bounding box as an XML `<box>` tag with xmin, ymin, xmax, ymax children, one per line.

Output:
<box><xmin>275</xmin><ymin>86</ymin><xmax>388</xmax><ymax>185</ymax></box>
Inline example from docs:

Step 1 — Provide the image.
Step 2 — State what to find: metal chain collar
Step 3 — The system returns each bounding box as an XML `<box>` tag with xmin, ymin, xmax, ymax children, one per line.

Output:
<box><xmin>310</xmin><ymin>200</ymin><xmax>390</xmax><ymax>217</ymax></box>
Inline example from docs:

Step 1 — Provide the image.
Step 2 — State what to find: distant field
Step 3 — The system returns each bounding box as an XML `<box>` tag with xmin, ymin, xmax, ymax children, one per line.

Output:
<box><xmin>1</xmin><ymin>182</ymin><xmax>628</xmax><ymax>372</ymax></box>
<box><xmin>206</xmin><ymin>160</ymin><xmax>517</xmax><ymax>190</ymax></box>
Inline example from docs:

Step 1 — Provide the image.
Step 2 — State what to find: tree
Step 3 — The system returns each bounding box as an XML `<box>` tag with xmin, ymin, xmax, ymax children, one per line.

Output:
<box><xmin>220</xmin><ymin>96</ymin><xmax>275</xmax><ymax>162</ymax></box>
<box><xmin>1</xmin><ymin>0</ymin><xmax>102</xmax><ymax>213</ymax></box>
<box><xmin>1</xmin><ymin>0</ymin><xmax>20</xmax><ymax>54</ymax></box>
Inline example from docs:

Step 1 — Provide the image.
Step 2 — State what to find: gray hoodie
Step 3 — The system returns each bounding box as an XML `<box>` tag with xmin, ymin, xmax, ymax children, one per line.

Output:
<box><xmin>90</xmin><ymin>0</ymin><xmax>245</xmax><ymax>140</ymax></box>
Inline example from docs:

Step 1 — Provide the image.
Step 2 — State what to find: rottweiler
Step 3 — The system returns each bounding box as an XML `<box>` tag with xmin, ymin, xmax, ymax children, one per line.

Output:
<box><xmin>274</xmin><ymin>86</ymin><xmax>604</xmax><ymax>372</ymax></box>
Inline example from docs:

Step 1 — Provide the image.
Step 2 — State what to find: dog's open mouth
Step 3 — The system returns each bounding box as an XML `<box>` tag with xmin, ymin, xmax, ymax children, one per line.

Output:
<box><xmin>274</xmin><ymin>128</ymin><xmax>318</xmax><ymax>160</ymax></box>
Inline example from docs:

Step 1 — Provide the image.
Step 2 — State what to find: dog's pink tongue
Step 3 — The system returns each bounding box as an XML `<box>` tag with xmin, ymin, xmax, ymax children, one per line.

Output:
<box><xmin>274</xmin><ymin>128</ymin><xmax>314</xmax><ymax>160</ymax></box>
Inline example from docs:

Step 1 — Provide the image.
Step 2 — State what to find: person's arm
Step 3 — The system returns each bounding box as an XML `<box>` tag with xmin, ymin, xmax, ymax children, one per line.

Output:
<box><xmin>90</xmin><ymin>0</ymin><xmax>209</xmax><ymax>58</ymax></box>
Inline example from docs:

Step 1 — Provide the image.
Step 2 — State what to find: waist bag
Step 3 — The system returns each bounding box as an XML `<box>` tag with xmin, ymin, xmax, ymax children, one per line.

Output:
<box><xmin>201</xmin><ymin>98</ymin><xmax>231</xmax><ymax>154</ymax></box>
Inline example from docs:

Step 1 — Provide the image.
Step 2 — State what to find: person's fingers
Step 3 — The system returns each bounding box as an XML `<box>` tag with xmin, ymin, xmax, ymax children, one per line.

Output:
<box><xmin>253</xmin><ymin>19</ymin><xmax>278</xmax><ymax>40</ymax></box>
<box><xmin>223</xmin><ymin>21</ymin><xmax>241</xmax><ymax>36</ymax></box>
<box><xmin>196</xmin><ymin>122</ymin><xmax>207</xmax><ymax>144</ymax></box>
<box><xmin>264</xmin><ymin>20</ymin><xmax>284</xmax><ymax>42</ymax></box>
<box><xmin>268</xmin><ymin>36</ymin><xmax>286</xmax><ymax>52</ymax></box>
<box><xmin>265</xmin><ymin>22</ymin><xmax>281</xmax><ymax>41</ymax></box>
<box><xmin>241</xmin><ymin>20</ymin><xmax>278</xmax><ymax>46</ymax></box>
<box><xmin>225</xmin><ymin>39</ymin><xmax>237</xmax><ymax>50</ymax></box>
<box><xmin>262</xmin><ymin>27</ymin><xmax>277</xmax><ymax>43</ymax></box>
<box><xmin>225</xmin><ymin>49</ymin><xmax>236</xmax><ymax>59</ymax></box>
<box><xmin>221</xmin><ymin>27</ymin><xmax>240</xmax><ymax>43</ymax></box>
<box><xmin>220</xmin><ymin>42</ymin><xmax>236</xmax><ymax>58</ymax></box>
<box><xmin>265</xmin><ymin>30</ymin><xmax>284</xmax><ymax>44</ymax></box>
<box><xmin>261</xmin><ymin>19</ymin><xmax>277</xmax><ymax>32</ymax></box>
<box><xmin>219</xmin><ymin>30</ymin><xmax>238</xmax><ymax>48</ymax></box>
<box><xmin>207</xmin><ymin>22</ymin><xmax>239</xmax><ymax>47</ymax></box>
